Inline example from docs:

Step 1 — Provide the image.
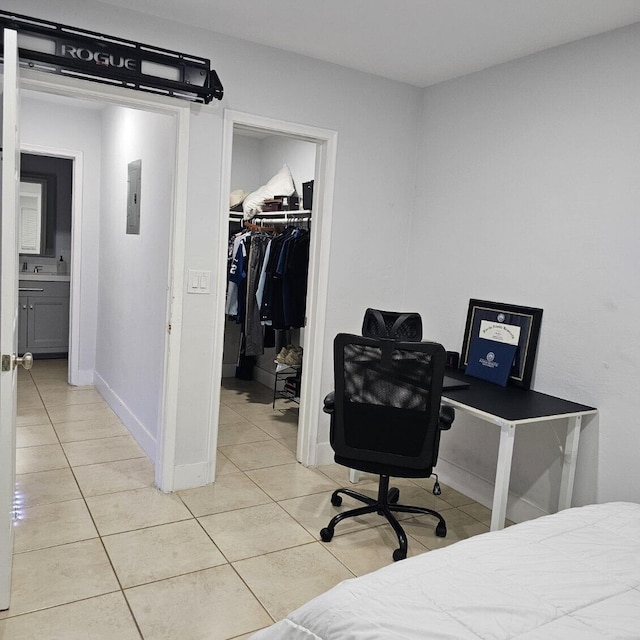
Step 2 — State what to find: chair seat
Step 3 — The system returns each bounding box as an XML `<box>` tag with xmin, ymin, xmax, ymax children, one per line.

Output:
<box><xmin>334</xmin><ymin>455</ymin><xmax>433</xmax><ymax>479</ymax></box>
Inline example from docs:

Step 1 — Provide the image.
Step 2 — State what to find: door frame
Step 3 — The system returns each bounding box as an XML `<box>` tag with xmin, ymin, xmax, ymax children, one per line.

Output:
<box><xmin>211</xmin><ymin>110</ymin><xmax>337</xmax><ymax>475</ymax></box>
<box><xmin>18</xmin><ymin>68</ymin><xmax>190</xmax><ymax>491</ymax></box>
<box><xmin>19</xmin><ymin>144</ymin><xmax>82</xmax><ymax>385</ymax></box>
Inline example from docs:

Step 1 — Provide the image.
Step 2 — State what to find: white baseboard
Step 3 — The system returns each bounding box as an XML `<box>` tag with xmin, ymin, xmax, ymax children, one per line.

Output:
<box><xmin>221</xmin><ymin>363</ymin><xmax>236</xmax><ymax>378</ymax></box>
<box><xmin>221</xmin><ymin>365</ymin><xmax>274</xmax><ymax>388</ymax></box>
<box><xmin>315</xmin><ymin>442</ymin><xmax>335</xmax><ymax>466</ymax></box>
<box><xmin>171</xmin><ymin>461</ymin><xmax>212</xmax><ymax>491</ymax></box>
<box><xmin>435</xmin><ymin>456</ymin><xmax>548</xmax><ymax>524</ymax></box>
<box><xmin>94</xmin><ymin>372</ymin><xmax>157</xmax><ymax>461</ymax></box>
<box><xmin>72</xmin><ymin>369</ymin><xmax>95</xmax><ymax>387</ymax></box>
<box><xmin>252</xmin><ymin>365</ymin><xmax>275</xmax><ymax>389</ymax></box>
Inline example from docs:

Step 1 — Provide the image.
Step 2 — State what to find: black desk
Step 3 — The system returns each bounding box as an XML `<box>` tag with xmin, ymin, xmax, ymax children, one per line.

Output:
<box><xmin>441</xmin><ymin>369</ymin><xmax>597</xmax><ymax>530</ymax></box>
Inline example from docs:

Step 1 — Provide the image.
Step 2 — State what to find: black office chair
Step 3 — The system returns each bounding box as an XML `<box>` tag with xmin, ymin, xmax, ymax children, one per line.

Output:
<box><xmin>361</xmin><ymin>307</ymin><xmax>423</xmax><ymax>342</ymax></box>
<box><xmin>320</xmin><ymin>332</ymin><xmax>454</xmax><ymax>561</ymax></box>
<box><xmin>361</xmin><ymin>308</ymin><xmax>444</xmax><ymax>495</ymax></box>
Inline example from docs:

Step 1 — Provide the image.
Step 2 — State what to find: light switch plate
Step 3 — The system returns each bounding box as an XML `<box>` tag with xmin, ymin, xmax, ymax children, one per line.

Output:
<box><xmin>187</xmin><ymin>269</ymin><xmax>211</xmax><ymax>294</ymax></box>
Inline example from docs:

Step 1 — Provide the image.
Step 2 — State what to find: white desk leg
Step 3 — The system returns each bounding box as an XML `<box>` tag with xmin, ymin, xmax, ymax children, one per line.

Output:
<box><xmin>558</xmin><ymin>415</ymin><xmax>582</xmax><ymax>511</ymax></box>
<box><xmin>349</xmin><ymin>469</ymin><xmax>360</xmax><ymax>484</ymax></box>
<box><xmin>491</xmin><ymin>423</ymin><xmax>516</xmax><ymax>531</ymax></box>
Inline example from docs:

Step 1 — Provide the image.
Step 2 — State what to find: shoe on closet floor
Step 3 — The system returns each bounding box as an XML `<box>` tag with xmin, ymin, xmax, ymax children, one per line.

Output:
<box><xmin>284</xmin><ymin>345</ymin><xmax>303</xmax><ymax>366</ymax></box>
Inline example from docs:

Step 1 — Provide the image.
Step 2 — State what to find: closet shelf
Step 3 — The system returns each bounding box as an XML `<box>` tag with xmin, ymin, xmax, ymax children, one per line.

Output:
<box><xmin>229</xmin><ymin>210</ymin><xmax>311</xmax><ymax>220</ymax></box>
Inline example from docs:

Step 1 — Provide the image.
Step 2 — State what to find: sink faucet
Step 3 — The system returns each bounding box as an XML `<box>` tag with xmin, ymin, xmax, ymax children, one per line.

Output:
<box><xmin>34</xmin><ymin>265</ymin><xmax>43</xmax><ymax>273</ymax></box>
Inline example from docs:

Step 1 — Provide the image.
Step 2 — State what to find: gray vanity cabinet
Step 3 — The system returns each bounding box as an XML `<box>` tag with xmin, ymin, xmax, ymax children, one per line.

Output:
<box><xmin>18</xmin><ymin>281</ymin><xmax>70</xmax><ymax>355</ymax></box>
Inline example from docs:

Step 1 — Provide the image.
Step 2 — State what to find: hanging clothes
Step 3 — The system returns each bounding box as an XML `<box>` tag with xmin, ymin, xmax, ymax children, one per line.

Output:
<box><xmin>245</xmin><ymin>233</ymin><xmax>271</xmax><ymax>357</ymax></box>
<box><xmin>282</xmin><ymin>229</ymin><xmax>310</xmax><ymax>329</ymax></box>
<box><xmin>226</xmin><ymin>224</ymin><xmax>310</xmax><ymax>369</ymax></box>
<box><xmin>226</xmin><ymin>231</ymin><xmax>250</xmax><ymax>318</ymax></box>
<box><xmin>259</xmin><ymin>228</ymin><xmax>292</xmax><ymax>327</ymax></box>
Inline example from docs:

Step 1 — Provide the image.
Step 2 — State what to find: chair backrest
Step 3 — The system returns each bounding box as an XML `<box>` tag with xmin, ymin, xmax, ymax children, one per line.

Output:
<box><xmin>331</xmin><ymin>333</ymin><xmax>446</xmax><ymax>472</ymax></box>
<box><xmin>361</xmin><ymin>308</ymin><xmax>423</xmax><ymax>342</ymax></box>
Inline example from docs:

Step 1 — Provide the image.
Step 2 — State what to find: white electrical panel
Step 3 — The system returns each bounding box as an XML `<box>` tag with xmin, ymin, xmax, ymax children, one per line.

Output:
<box><xmin>126</xmin><ymin>159</ymin><xmax>142</xmax><ymax>234</ymax></box>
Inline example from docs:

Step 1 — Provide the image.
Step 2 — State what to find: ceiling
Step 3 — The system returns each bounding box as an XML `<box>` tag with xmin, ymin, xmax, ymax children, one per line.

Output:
<box><xmin>96</xmin><ymin>0</ymin><xmax>640</xmax><ymax>86</ymax></box>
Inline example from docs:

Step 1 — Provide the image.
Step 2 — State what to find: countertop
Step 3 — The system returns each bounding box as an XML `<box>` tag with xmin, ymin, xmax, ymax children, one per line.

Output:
<box><xmin>19</xmin><ymin>273</ymin><xmax>71</xmax><ymax>282</ymax></box>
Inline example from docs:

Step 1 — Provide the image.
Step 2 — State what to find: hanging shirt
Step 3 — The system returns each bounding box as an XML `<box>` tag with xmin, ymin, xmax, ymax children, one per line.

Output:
<box><xmin>256</xmin><ymin>239</ymin><xmax>272</xmax><ymax>315</ymax></box>
<box><xmin>227</xmin><ymin>232</ymin><xmax>251</xmax><ymax>322</ymax></box>
<box><xmin>245</xmin><ymin>234</ymin><xmax>270</xmax><ymax>357</ymax></box>
<box><xmin>283</xmin><ymin>229</ymin><xmax>310</xmax><ymax>329</ymax></box>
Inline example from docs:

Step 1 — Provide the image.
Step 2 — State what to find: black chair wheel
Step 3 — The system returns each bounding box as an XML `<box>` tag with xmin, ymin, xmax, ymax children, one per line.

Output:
<box><xmin>432</xmin><ymin>482</ymin><xmax>442</xmax><ymax>496</ymax></box>
<box><xmin>392</xmin><ymin>548</ymin><xmax>407</xmax><ymax>562</ymax></box>
<box><xmin>435</xmin><ymin>521</ymin><xmax>447</xmax><ymax>537</ymax></box>
<box><xmin>331</xmin><ymin>494</ymin><xmax>343</xmax><ymax>507</ymax></box>
<box><xmin>320</xmin><ymin>527</ymin><xmax>334</xmax><ymax>542</ymax></box>
<box><xmin>388</xmin><ymin>487</ymin><xmax>400</xmax><ymax>504</ymax></box>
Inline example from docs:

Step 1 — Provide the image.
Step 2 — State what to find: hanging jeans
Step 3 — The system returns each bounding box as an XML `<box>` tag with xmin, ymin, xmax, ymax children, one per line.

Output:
<box><xmin>245</xmin><ymin>234</ymin><xmax>270</xmax><ymax>356</ymax></box>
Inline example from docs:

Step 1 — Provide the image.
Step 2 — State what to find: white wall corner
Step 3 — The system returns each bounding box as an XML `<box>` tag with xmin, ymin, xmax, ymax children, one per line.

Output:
<box><xmin>94</xmin><ymin>371</ymin><xmax>157</xmax><ymax>461</ymax></box>
<box><xmin>171</xmin><ymin>462</ymin><xmax>212</xmax><ymax>492</ymax></box>
<box><xmin>435</xmin><ymin>456</ymin><xmax>548</xmax><ymax>525</ymax></box>
<box><xmin>252</xmin><ymin>366</ymin><xmax>276</xmax><ymax>390</ymax></box>
<box><xmin>315</xmin><ymin>441</ymin><xmax>335</xmax><ymax>467</ymax></box>
<box><xmin>221</xmin><ymin>364</ymin><xmax>236</xmax><ymax>378</ymax></box>
<box><xmin>71</xmin><ymin>369</ymin><xmax>95</xmax><ymax>387</ymax></box>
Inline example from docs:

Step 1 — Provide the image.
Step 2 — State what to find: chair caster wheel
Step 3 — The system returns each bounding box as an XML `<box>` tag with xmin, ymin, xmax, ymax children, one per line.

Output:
<box><xmin>388</xmin><ymin>487</ymin><xmax>400</xmax><ymax>504</ymax></box>
<box><xmin>432</xmin><ymin>482</ymin><xmax>442</xmax><ymax>496</ymax></box>
<box><xmin>331</xmin><ymin>494</ymin><xmax>342</xmax><ymax>507</ymax></box>
<box><xmin>392</xmin><ymin>548</ymin><xmax>407</xmax><ymax>562</ymax></box>
<box><xmin>435</xmin><ymin>522</ymin><xmax>447</xmax><ymax>537</ymax></box>
<box><xmin>320</xmin><ymin>527</ymin><xmax>334</xmax><ymax>542</ymax></box>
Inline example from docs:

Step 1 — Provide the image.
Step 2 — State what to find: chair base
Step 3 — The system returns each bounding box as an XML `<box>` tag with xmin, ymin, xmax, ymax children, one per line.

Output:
<box><xmin>320</xmin><ymin>475</ymin><xmax>446</xmax><ymax>561</ymax></box>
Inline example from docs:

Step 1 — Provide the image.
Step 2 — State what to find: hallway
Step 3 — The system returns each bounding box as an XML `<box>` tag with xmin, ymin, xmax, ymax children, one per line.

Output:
<box><xmin>3</xmin><ymin>359</ymin><xmax>491</xmax><ymax>638</ymax></box>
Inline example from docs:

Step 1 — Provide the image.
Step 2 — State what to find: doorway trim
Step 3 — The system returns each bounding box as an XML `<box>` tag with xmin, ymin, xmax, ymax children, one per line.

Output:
<box><xmin>18</xmin><ymin>143</ymin><xmax>83</xmax><ymax>387</ymax></box>
<box><xmin>18</xmin><ymin>68</ymin><xmax>190</xmax><ymax>492</ymax></box>
<box><xmin>211</xmin><ymin>110</ymin><xmax>337</xmax><ymax>477</ymax></box>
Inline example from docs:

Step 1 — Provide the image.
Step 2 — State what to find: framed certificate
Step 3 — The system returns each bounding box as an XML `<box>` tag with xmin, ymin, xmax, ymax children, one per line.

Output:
<box><xmin>461</xmin><ymin>299</ymin><xmax>543</xmax><ymax>389</ymax></box>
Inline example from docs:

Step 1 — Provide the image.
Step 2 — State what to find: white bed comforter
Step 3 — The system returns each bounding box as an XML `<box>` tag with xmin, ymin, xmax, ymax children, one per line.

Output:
<box><xmin>251</xmin><ymin>502</ymin><xmax>640</xmax><ymax>639</ymax></box>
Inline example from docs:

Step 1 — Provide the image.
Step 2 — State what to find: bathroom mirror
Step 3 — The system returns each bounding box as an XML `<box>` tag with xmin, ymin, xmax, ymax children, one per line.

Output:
<box><xmin>19</xmin><ymin>175</ymin><xmax>49</xmax><ymax>255</ymax></box>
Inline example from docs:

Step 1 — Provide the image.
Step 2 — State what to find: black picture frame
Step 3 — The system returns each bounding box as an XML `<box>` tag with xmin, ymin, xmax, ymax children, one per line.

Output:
<box><xmin>461</xmin><ymin>299</ymin><xmax>543</xmax><ymax>389</ymax></box>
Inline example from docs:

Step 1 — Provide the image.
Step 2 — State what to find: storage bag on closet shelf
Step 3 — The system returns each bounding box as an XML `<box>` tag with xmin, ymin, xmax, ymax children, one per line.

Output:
<box><xmin>243</xmin><ymin>163</ymin><xmax>295</xmax><ymax>220</ymax></box>
<box><xmin>230</xmin><ymin>189</ymin><xmax>249</xmax><ymax>211</ymax></box>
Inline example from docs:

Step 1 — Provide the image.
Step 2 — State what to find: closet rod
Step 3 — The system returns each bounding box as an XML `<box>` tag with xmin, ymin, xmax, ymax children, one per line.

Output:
<box><xmin>228</xmin><ymin>210</ymin><xmax>311</xmax><ymax>219</ymax></box>
<box><xmin>249</xmin><ymin>216</ymin><xmax>311</xmax><ymax>224</ymax></box>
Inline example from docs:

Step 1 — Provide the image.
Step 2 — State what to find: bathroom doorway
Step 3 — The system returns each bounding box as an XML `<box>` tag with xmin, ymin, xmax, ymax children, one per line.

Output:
<box><xmin>18</xmin><ymin>71</ymin><xmax>190</xmax><ymax>491</ymax></box>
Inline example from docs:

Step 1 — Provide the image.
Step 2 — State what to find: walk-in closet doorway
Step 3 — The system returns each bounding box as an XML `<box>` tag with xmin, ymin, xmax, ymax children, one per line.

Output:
<box><xmin>212</xmin><ymin>111</ymin><xmax>338</xmax><ymax>475</ymax></box>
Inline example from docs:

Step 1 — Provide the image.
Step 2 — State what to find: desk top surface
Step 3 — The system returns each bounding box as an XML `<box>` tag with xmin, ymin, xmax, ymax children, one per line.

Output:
<box><xmin>442</xmin><ymin>369</ymin><xmax>597</xmax><ymax>423</ymax></box>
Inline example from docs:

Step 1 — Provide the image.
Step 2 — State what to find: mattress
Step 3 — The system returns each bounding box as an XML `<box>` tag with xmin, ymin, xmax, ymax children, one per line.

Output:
<box><xmin>251</xmin><ymin>502</ymin><xmax>640</xmax><ymax>639</ymax></box>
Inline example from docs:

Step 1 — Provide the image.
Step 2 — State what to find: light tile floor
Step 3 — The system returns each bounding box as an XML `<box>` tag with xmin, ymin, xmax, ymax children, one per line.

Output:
<box><xmin>2</xmin><ymin>359</ymin><xmax>491</xmax><ymax>639</ymax></box>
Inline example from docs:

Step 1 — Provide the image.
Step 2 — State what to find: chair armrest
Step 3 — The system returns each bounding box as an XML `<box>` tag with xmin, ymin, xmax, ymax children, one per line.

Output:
<box><xmin>323</xmin><ymin>391</ymin><xmax>335</xmax><ymax>414</ymax></box>
<box><xmin>438</xmin><ymin>405</ymin><xmax>455</xmax><ymax>430</ymax></box>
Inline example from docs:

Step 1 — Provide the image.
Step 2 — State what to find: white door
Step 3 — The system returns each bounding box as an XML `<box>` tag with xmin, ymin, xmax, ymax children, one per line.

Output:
<box><xmin>0</xmin><ymin>28</ymin><xmax>25</xmax><ymax>611</ymax></box>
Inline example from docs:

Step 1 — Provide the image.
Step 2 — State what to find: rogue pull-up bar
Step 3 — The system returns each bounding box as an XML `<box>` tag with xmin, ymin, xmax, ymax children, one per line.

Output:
<box><xmin>0</xmin><ymin>10</ymin><xmax>223</xmax><ymax>104</ymax></box>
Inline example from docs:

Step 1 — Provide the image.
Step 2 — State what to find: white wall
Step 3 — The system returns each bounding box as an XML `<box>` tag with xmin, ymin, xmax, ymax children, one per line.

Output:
<box><xmin>20</xmin><ymin>95</ymin><xmax>102</xmax><ymax>383</ymax></box>
<box><xmin>409</xmin><ymin>24</ymin><xmax>640</xmax><ymax>516</ymax></box>
<box><xmin>95</xmin><ymin>105</ymin><xmax>176</xmax><ymax>458</ymax></box>
<box><xmin>258</xmin><ymin>136</ymin><xmax>316</xmax><ymax>195</ymax></box>
<box><xmin>230</xmin><ymin>134</ymin><xmax>261</xmax><ymax>195</ymax></box>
